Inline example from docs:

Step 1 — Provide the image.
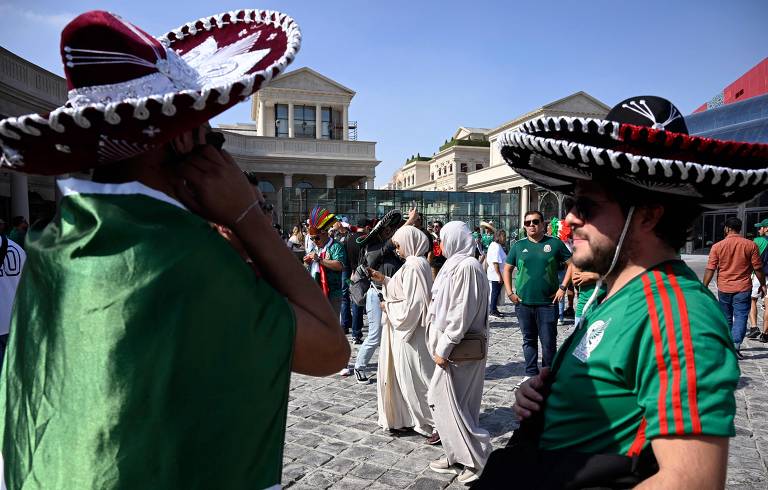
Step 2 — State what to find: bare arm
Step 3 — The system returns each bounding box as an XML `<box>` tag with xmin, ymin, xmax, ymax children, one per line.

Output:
<box><xmin>635</xmin><ymin>436</ymin><xmax>728</xmax><ymax>489</ymax></box>
<box><xmin>493</xmin><ymin>262</ymin><xmax>501</xmax><ymax>278</ymax></box>
<box><xmin>703</xmin><ymin>269</ymin><xmax>715</xmax><ymax>288</ymax></box>
<box><xmin>318</xmin><ymin>258</ymin><xmax>343</xmax><ymax>272</ymax></box>
<box><xmin>174</xmin><ymin>146</ymin><xmax>349</xmax><ymax>376</ymax></box>
<box><xmin>503</xmin><ymin>263</ymin><xmax>519</xmax><ymax>304</ymax></box>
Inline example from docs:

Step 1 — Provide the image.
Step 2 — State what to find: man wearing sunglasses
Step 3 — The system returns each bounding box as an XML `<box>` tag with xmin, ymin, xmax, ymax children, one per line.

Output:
<box><xmin>478</xmin><ymin>96</ymin><xmax>759</xmax><ymax>488</ymax></box>
<box><xmin>503</xmin><ymin>211</ymin><xmax>571</xmax><ymax>378</ymax></box>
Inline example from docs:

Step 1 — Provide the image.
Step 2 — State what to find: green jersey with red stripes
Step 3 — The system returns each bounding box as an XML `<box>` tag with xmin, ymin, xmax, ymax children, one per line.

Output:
<box><xmin>539</xmin><ymin>260</ymin><xmax>738</xmax><ymax>455</ymax></box>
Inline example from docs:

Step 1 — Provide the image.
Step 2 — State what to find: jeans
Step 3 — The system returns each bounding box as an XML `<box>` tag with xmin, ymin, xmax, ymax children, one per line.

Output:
<box><xmin>355</xmin><ymin>286</ymin><xmax>383</xmax><ymax>370</ymax></box>
<box><xmin>340</xmin><ymin>270</ymin><xmax>352</xmax><ymax>332</ymax></box>
<box><xmin>351</xmin><ymin>302</ymin><xmax>364</xmax><ymax>340</ymax></box>
<box><xmin>718</xmin><ymin>290</ymin><xmax>752</xmax><ymax>344</ymax></box>
<box><xmin>516</xmin><ymin>303</ymin><xmax>559</xmax><ymax>375</ymax></box>
<box><xmin>489</xmin><ymin>280</ymin><xmax>503</xmax><ymax>314</ymax></box>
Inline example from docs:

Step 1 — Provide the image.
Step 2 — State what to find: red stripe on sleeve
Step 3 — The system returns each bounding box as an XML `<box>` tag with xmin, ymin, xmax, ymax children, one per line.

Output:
<box><xmin>627</xmin><ymin>417</ymin><xmax>647</xmax><ymax>457</ymax></box>
<box><xmin>665</xmin><ymin>264</ymin><xmax>702</xmax><ymax>433</ymax></box>
<box><xmin>653</xmin><ymin>270</ymin><xmax>685</xmax><ymax>435</ymax></box>
<box><xmin>641</xmin><ymin>274</ymin><xmax>669</xmax><ymax>435</ymax></box>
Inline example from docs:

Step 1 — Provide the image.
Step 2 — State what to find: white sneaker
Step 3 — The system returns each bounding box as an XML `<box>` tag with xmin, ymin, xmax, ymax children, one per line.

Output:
<box><xmin>457</xmin><ymin>467</ymin><xmax>480</xmax><ymax>484</ymax></box>
<box><xmin>429</xmin><ymin>456</ymin><xmax>460</xmax><ymax>475</ymax></box>
<box><xmin>339</xmin><ymin>367</ymin><xmax>353</xmax><ymax>376</ymax></box>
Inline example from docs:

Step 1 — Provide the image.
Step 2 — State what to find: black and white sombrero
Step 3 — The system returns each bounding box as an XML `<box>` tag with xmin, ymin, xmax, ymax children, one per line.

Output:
<box><xmin>499</xmin><ymin>95</ymin><xmax>768</xmax><ymax>208</ymax></box>
<box><xmin>356</xmin><ymin>209</ymin><xmax>402</xmax><ymax>246</ymax></box>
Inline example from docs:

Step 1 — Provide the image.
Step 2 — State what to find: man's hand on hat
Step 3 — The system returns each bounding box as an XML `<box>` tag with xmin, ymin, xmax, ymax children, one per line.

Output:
<box><xmin>174</xmin><ymin>145</ymin><xmax>266</xmax><ymax>230</ymax></box>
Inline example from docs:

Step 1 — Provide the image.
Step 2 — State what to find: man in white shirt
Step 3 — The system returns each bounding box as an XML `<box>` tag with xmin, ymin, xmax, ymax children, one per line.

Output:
<box><xmin>486</xmin><ymin>230</ymin><xmax>507</xmax><ymax>318</ymax></box>
<box><xmin>0</xmin><ymin>235</ymin><xmax>26</xmax><ymax>368</ymax></box>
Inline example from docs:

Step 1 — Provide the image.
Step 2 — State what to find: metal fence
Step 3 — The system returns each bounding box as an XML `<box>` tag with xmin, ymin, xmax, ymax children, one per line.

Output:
<box><xmin>279</xmin><ymin>187</ymin><xmax>521</xmax><ymax>238</ymax></box>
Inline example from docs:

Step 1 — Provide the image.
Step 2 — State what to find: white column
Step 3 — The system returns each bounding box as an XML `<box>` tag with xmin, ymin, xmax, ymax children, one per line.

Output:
<box><xmin>519</xmin><ymin>185</ymin><xmax>529</xmax><ymax>227</ymax></box>
<box><xmin>366</xmin><ymin>177</ymin><xmax>375</xmax><ymax>190</ymax></box>
<box><xmin>284</xmin><ymin>173</ymin><xmax>293</xmax><ymax>188</ymax></box>
<box><xmin>10</xmin><ymin>173</ymin><xmax>29</xmax><ymax>222</ymax></box>
<box><xmin>288</xmin><ymin>102</ymin><xmax>294</xmax><ymax>138</ymax></box>
<box><xmin>326</xmin><ymin>174</ymin><xmax>335</xmax><ymax>189</ymax></box>
<box><xmin>315</xmin><ymin>104</ymin><xmax>322</xmax><ymax>139</ymax></box>
<box><xmin>342</xmin><ymin>105</ymin><xmax>349</xmax><ymax>141</ymax></box>
<box><xmin>257</xmin><ymin>99</ymin><xmax>266</xmax><ymax>136</ymax></box>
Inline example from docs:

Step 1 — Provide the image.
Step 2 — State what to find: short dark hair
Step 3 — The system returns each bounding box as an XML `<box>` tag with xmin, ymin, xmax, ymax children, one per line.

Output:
<box><xmin>725</xmin><ymin>217</ymin><xmax>742</xmax><ymax>233</ymax></box>
<box><xmin>433</xmin><ymin>220</ymin><xmax>444</xmax><ymax>227</ymax></box>
<box><xmin>524</xmin><ymin>210</ymin><xmax>543</xmax><ymax>221</ymax></box>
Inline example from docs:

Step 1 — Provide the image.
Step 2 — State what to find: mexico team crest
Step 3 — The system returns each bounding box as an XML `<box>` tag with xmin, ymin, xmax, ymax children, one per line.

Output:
<box><xmin>573</xmin><ymin>319</ymin><xmax>610</xmax><ymax>362</ymax></box>
<box><xmin>543</xmin><ymin>244</ymin><xmax>552</xmax><ymax>253</ymax></box>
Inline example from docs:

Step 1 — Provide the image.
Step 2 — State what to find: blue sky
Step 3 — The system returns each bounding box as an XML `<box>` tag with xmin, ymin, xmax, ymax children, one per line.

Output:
<box><xmin>1</xmin><ymin>0</ymin><xmax>766</xmax><ymax>186</ymax></box>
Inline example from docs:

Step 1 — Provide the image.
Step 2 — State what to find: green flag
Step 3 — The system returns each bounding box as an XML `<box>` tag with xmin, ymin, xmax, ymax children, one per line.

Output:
<box><xmin>0</xmin><ymin>181</ymin><xmax>295</xmax><ymax>489</ymax></box>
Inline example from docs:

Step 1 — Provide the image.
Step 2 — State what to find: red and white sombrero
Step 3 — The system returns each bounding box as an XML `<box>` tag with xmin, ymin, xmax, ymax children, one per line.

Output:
<box><xmin>499</xmin><ymin>95</ymin><xmax>768</xmax><ymax>208</ymax></box>
<box><xmin>0</xmin><ymin>9</ymin><xmax>300</xmax><ymax>174</ymax></box>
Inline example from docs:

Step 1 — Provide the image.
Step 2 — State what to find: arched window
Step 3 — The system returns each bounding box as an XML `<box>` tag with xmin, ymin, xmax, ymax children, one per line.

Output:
<box><xmin>258</xmin><ymin>180</ymin><xmax>276</xmax><ymax>193</ymax></box>
<box><xmin>296</xmin><ymin>181</ymin><xmax>313</xmax><ymax>189</ymax></box>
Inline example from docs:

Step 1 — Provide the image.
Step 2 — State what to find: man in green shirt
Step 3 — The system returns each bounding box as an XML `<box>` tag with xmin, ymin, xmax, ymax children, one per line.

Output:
<box><xmin>305</xmin><ymin>207</ymin><xmax>347</xmax><ymax>317</ymax></box>
<box><xmin>503</xmin><ymin>210</ymin><xmax>571</xmax><ymax>376</ymax></box>
<box><xmin>747</xmin><ymin>219</ymin><xmax>768</xmax><ymax>341</ymax></box>
<box><xmin>477</xmin><ymin>95</ymin><xmax>763</xmax><ymax>488</ymax></box>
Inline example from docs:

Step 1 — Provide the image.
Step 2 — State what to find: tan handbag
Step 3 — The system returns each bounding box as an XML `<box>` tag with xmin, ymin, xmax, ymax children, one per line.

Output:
<box><xmin>449</xmin><ymin>331</ymin><xmax>487</xmax><ymax>362</ymax></box>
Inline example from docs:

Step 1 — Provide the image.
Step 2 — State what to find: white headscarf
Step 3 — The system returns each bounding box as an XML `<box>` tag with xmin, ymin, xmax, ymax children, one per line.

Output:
<box><xmin>391</xmin><ymin>225</ymin><xmax>433</xmax><ymax>328</ymax></box>
<box><xmin>392</xmin><ymin>225</ymin><xmax>429</xmax><ymax>258</ymax></box>
<box><xmin>427</xmin><ymin>221</ymin><xmax>474</xmax><ymax>331</ymax></box>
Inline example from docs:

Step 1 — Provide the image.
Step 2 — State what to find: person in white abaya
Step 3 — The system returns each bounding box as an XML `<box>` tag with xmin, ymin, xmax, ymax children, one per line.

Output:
<box><xmin>426</xmin><ymin>221</ymin><xmax>492</xmax><ymax>485</ymax></box>
<box><xmin>369</xmin><ymin>225</ymin><xmax>436</xmax><ymax>438</ymax></box>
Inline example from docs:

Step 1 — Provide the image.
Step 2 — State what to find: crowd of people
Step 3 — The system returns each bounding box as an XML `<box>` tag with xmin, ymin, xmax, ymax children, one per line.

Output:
<box><xmin>0</xmin><ymin>7</ymin><xmax>766</xmax><ymax>489</ymax></box>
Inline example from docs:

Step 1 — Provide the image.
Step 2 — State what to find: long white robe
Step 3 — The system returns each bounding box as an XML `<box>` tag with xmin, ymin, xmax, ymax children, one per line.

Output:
<box><xmin>377</xmin><ymin>256</ymin><xmax>435</xmax><ymax>436</ymax></box>
<box><xmin>427</xmin><ymin>225</ymin><xmax>492</xmax><ymax>471</ymax></box>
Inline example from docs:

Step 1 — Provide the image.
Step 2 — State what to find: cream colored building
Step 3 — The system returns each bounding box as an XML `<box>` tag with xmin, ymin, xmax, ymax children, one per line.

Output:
<box><xmin>0</xmin><ymin>47</ymin><xmax>67</xmax><ymax>224</ymax></box>
<box><xmin>389</xmin><ymin>127</ymin><xmax>491</xmax><ymax>191</ymax></box>
<box><xmin>387</xmin><ymin>92</ymin><xmax>610</xmax><ymax>221</ymax></box>
<box><xmin>219</xmin><ymin>67</ymin><xmax>380</xmax><ymax>209</ymax></box>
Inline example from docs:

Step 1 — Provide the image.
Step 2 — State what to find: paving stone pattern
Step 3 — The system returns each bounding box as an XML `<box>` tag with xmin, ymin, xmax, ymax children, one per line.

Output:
<box><xmin>283</xmin><ymin>256</ymin><xmax>768</xmax><ymax>489</ymax></box>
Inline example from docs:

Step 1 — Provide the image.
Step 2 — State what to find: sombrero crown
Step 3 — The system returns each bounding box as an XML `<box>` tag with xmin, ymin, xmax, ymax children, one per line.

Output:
<box><xmin>499</xmin><ymin>95</ymin><xmax>768</xmax><ymax>208</ymax></box>
<box><xmin>0</xmin><ymin>9</ymin><xmax>300</xmax><ymax>174</ymax></box>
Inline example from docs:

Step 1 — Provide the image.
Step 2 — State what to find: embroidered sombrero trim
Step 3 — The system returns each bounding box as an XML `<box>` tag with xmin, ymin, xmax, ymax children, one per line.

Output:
<box><xmin>499</xmin><ymin>131</ymin><xmax>768</xmax><ymax>188</ymax></box>
<box><xmin>0</xmin><ymin>9</ymin><xmax>300</xmax><ymax>164</ymax></box>
<box><xmin>515</xmin><ymin>116</ymin><xmax>768</xmax><ymax>162</ymax></box>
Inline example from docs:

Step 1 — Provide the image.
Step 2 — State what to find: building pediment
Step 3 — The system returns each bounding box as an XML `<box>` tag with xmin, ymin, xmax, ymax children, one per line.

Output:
<box><xmin>268</xmin><ymin>67</ymin><xmax>355</xmax><ymax>96</ymax></box>
<box><xmin>542</xmin><ymin>91</ymin><xmax>610</xmax><ymax>116</ymax></box>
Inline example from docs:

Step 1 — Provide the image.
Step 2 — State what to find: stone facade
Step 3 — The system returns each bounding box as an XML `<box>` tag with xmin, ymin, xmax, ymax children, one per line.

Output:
<box><xmin>0</xmin><ymin>47</ymin><xmax>67</xmax><ymax>224</ymax></box>
<box><xmin>387</xmin><ymin>92</ymin><xmax>610</xmax><ymax>224</ymax></box>
<box><xmin>220</xmin><ymin>67</ymin><xmax>380</xmax><ymax>211</ymax></box>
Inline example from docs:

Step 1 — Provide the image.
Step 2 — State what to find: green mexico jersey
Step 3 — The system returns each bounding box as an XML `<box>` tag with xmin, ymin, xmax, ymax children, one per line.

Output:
<box><xmin>506</xmin><ymin>236</ymin><xmax>571</xmax><ymax>305</ymax></box>
<box><xmin>319</xmin><ymin>240</ymin><xmax>346</xmax><ymax>298</ymax></box>
<box><xmin>0</xmin><ymin>182</ymin><xmax>296</xmax><ymax>489</ymax></box>
<box><xmin>755</xmin><ymin>236</ymin><xmax>768</xmax><ymax>256</ymax></box>
<box><xmin>540</xmin><ymin>260</ymin><xmax>738</xmax><ymax>455</ymax></box>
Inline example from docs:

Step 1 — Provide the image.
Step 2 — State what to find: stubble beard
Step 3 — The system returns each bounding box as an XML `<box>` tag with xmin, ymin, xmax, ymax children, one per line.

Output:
<box><xmin>573</xmin><ymin>234</ymin><xmax>631</xmax><ymax>278</ymax></box>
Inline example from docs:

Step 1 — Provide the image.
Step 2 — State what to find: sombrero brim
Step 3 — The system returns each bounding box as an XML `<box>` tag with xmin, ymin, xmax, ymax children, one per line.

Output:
<box><xmin>500</xmin><ymin>115</ymin><xmax>768</xmax><ymax>208</ymax></box>
<box><xmin>479</xmin><ymin>221</ymin><xmax>495</xmax><ymax>232</ymax></box>
<box><xmin>357</xmin><ymin>209</ymin><xmax>402</xmax><ymax>246</ymax></box>
<box><xmin>0</xmin><ymin>9</ymin><xmax>300</xmax><ymax>175</ymax></box>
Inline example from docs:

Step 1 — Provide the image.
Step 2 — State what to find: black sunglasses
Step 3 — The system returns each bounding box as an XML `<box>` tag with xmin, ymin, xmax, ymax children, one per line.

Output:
<box><xmin>569</xmin><ymin>196</ymin><xmax>613</xmax><ymax>222</ymax></box>
<box><xmin>524</xmin><ymin>219</ymin><xmax>541</xmax><ymax>226</ymax></box>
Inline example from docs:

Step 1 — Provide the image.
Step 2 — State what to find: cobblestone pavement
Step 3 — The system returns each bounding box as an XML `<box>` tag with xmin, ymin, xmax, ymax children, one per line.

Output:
<box><xmin>283</xmin><ymin>256</ymin><xmax>768</xmax><ymax>489</ymax></box>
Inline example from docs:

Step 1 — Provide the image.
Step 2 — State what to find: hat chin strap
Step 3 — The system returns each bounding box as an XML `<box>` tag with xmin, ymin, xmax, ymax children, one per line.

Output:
<box><xmin>577</xmin><ymin>206</ymin><xmax>635</xmax><ymax>328</ymax></box>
